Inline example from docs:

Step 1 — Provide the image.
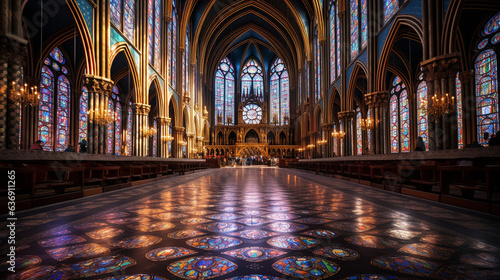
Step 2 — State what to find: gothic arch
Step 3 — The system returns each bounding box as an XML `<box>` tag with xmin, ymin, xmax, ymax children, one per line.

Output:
<box><xmin>109</xmin><ymin>44</ymin><xmax>141</xmax><ymax>103</ymax></box>
<box><xmin>346</xmin><ymin>61</ymin><xmax>368</xmax><ymax>111</ymax></box>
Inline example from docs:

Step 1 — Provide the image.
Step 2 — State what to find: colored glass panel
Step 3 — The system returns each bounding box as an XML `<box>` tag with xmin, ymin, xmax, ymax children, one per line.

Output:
<box><xmin>475</xmin><ymin>49</ymin><xmax>499</xmax><ymax>144</ymax></box>
<box><xmin>417</xmin><ymin>81</ymin><xmax>428</xmax><ymax>150</ymax></box>
<box><xmin>50</xmin><ymin>48</ymin><xmax>65</xmax><ymax>64</ymax></box>
<box><xmin>390</xmin><ymin>94</ymin><xmax>399</xmax><ymax>153</ymax></box>
<box><xmin>281</xmin><ymin>71</ymin><xmax>290</xmax><ymax>125</ymax></box>
<box><xmin>361</xmin><ymin>0</ymin><xmax>367</xmax><ymax>49</ymax></box>
<box><xmin>148</xmin><ymin>0</ymin><xmax>154</xmax><ymax>65</ymax></box>
<box><xmin>493</xmin><ymin>33</ymin><xmax>500</xmax><ymax>44</ymax></box>
<box><xmin>400</xmin><ymin>89</ymin><xmax>410</xmax><ymax>152</ymax></box>
<box><xmin>330</xmin><ymin>1</ymin><xmax>336</xmax><ymax>82</ymax></box>
<box><xmin>384</xmin><ymin>0</ymin><xmax>398</xmax><ymax>23</ymax></box>
<box><xmin>215</xmin><ymin>57</ymin><xmax>235</xmax><ymax>125</ymax></box>
<box><xmin>241</xmin><ymin>59</ymin><xmax>264</xmax><ymax>103</ymax></box>
<box><xmin>456</xmin><ymin>73</ymin><xmax>463</xmax><ymax>149</ymax></box>
<box><xmin>127</xmin><ymin>102</ymin><xmax>133</xmax><ymax>155</ymax></box>
<box><xmin>215</xmin><ymin>71</ymin><xmax>224</xmax><ymax>125</ymax></box>
<box><xmin>154</xmin><ymin>0</ymin><xmax>161</xmax><ymax>69</ymax></box>
<box><xmin>316</xmin><ymin>32</ymin><xmax>321</xmax><ymax>102</ymax></box>
<box><xmin>336</xmin><ymin>4</ymin><xmax>341</xmax><ymax>77</ymax></box>
<box><xmin>171</xmin><ymin>7</ymin><xmax>177</xmax><ymax>88</ymax></box>
<box><xmin>39</xmin><ymin>66</ymin><xmax>54</xmax><ymax>151</ymax></box>
<box><xmin>350</xmin><ymin>0</ymin><xmax>359</xmax><ymax>59</ymax></box>
<box><xmin>107</xmin><ymin>100</ymin><xmax>115</xmax><ymax>154</ymax></box>
<box><xmin>270</xmin><ymin>58</ymin><xmax>290</xmax><ymax>125</ymax></box>
<box><xmin>367</xmin><ymin>110</ymin><xmax>371</xmax><ymax>153</ymax></box>
<box><xmin>184</xmin><ymin>32</ymin><xmax>189</xmax><ymax>94</ymax></box>
<box><xmin>124</xmin><ymin>0</ymin><xmax>134</xmax><ymax>40</ymax></box>
<box><xmin>271</xmin><ymin>73</ymin><xmax>280</xmax><ymax>124</ymax></box>
<box><xmin>478</xmin><ymin>38</ymin><xmax>489</xmax><ymax>50</ymax></box>
<box><xmin>356</xmin><ymin>108</ymin><xmax>362</xmax><ymax>155</ymax></box>
<box><xmin>110</xmin><ymin>0</ymin><xmax>121</xmax><ymax>27</ymax></box>
<box><xmin>225</xmin><ymin>74</ymin><xmax>235</xmax><ymax>125</ymax></box>
<box><xmin>483</xmin><ymin>12</ymin><xmax>500</xmax><ymax>35</ymax></box>
<box><xmin>243</xmin><ymin>104</ymin><xmax>262</xmax><ymax>125</ymax></box>
<box><xmin>79</xmin><ymin>87</ymin><xmax>88</xmax><ymax>143</ymax></box>
<box><xmin>115</xmin><ymin>102</ymin><xmax>122</xmax><ymax>155</ymax></box>
<box><xmin>56</xmin><ymin>75</ymin><xmax>70</xmax><ymax>151</ymax></box>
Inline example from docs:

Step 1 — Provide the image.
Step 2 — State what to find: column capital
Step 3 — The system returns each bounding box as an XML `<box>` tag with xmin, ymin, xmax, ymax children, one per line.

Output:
<box><xmin>155</xmin><ymin>116</ymin><xmax>170</xmax><ymax>124</ymax></box>
<box><xmin>458</xmin><ymin>70</ymin><xmax>474</xmax><ymax>83</ymax></box>
<box><xmin>338</xmin><ymin>110</ymin><xmax>355</xmax><ymax>121</ymax></box>
<box><xmin>364</xmin><ymin>91</ymin><xmax>389</xmax><ymax>108</ymax></box>
<box><xmin>420</xmin><ymin>53</ymin><xmax>461</xmax><ymax>81</ymax></box>
<box><xmin>174</xmin><ymin>126</ymin><xmax>185</xmax><ymax>133</ymax></box>
<box><xmin>132</xmin><ymin>103</ymin><xmax>151</xmax><ymax>115</ymax></box>
<box><xmin>83</xmin><ymin>75</ymin><xmax>114</xmax><ymax>96</ymax></box>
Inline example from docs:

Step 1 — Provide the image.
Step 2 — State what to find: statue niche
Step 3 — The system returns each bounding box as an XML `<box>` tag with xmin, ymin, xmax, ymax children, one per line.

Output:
<box><xmin>245</xmin><ymin>129</ymin><xmax>260</xmax><ymax>143</ymax></box>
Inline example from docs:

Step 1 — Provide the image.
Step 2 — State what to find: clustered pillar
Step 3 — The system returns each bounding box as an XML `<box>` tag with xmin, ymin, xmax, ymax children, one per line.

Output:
<box><xmin>364</xmin><ymin>91</ymin><xmax>389</xmax><ymax>155</ymax></box>
<box><xmin>132</xmin><ymin>103</ymin><xmax>151</xmax><ymax>157</ymax></box>
<box><xmin>338</xmin><ymin>111</ymin><xmax>354</xmax><ymax>156</ymax></box>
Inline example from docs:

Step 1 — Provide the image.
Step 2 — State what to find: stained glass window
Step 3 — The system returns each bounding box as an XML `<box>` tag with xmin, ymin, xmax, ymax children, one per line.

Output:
<box><xmin>356</xmin><ymin>107</ymin><xmax>362</xmax><ymax>155</ymax></box>
<box><xmin>270</xmin><ymin>58</ymin><xmax>289</xmax><ymax>125</ymax></box>
<box><xmin>215</xmin><ymin>57</ymin><xmax>235</xmax><ymax>125</ymax></box>
<box><xmin>333</xmin><ymin>123</ymin><xmax>338</xmax><ymax>155</ymax></box>
<box><xmin>183</xmin><ymin>32</ymin><xmax>189</xmax><ymax>95</ymax></box>
<box><xmin>315</xmin><ymin>31</ymin><xmax>321</xmax><ymax>102</ymax></box>
<box><xmin>168</xmin><ymin>1</ymin><xmax>177</xmax><ymax>88</ymax></box>
<box><xmin>361</xmin><ymin>0</ymin><xmax>367</xmax><ymax>49</ymax></box>
<box><xmin>152</xmin><ymin>119</ymin><xmax>157</xmax><ymax>156</ymax></box>
<box><xmin>110</xmin><ymin>0</ymin><xmax>121</xmax><ymax>28</ymax></box>
<box><xmin>417</xmin><ymin>79</ymin><xmax>428</xmax><ymax>150</ymax></box>
<box><xmin>39</xmin><ymin>48</ymin><xmax>71</xmax><ymax>151</ymax></box>
<box><xmin>475</xmin><ymin>49</ymin><xmax>499</xmax><ymax>145</ymax></box>
<box><xmin>483</xmin><ymin>12</ymin><xmax>500</xmax><ymax>35</ymax></box>
<box><xmin>168</xmin><ymin>121</ymin><xmax>172</xmax><ymax>157</ymax></box>
<box><xmin>115</xmin><ymin>102</ymin><xmax>122</xmax><ymax>155</ymax></box>
<box><xmin>243</xmin><ymin>104</ymin><xmax>262</xmax><ymax>124</ymax></box>
<box><xmin>350</xmin><ymin>0</ymin><xmax>359</xmax><ymax>59</ymax></box>
<box><xmin>367</xmin><ymin>109</ymin><xmax>371</xmax><ymax>153</ymax></box>
<box><xmin>39</xmin><ymin>66</ymin><xmax>54</xmax><ymax>151</ymax></box>
<box><xmin>456</xmin><ymin>72</ymin><xmax>463</xmax><ymax>149</ymax></box>
<box><xmin>127</xmin><ymin>101</ymin><xmax>133</xmax><ymax>155</ymax></box>
<box><xmin>79</xmin><ymin>87</ymin><xmax>88</xmax><ymax>143</ymax></box>
<box><xmin>330</xmin><ymin>1</ymin><xmax>336</xmax><ymax>82</ymax></box>
<box><xmin>110</xmin><ymin>0</ymin><xmax>135</xmax><ymax>41</ymax></box>
<box><xmin>107</xmin><ymin>100</ymin><xmax>115</xmax><ymax>154</ymax></box>
<box><xmin>390</xmin><ymin>76</ymin><xmax>410</xmax><ymax>153</ymax></box>
<box><xmin>336</xmin><ymin>4</ymin><xmax>341</xmax><ymax>77</ymax></box>
<box><xmin>241</xmin><ymin>58</ymin><xmax>264</xmax><ymax>103</ymax></box>
<box><xmin>384</xmin><ymin>0</ymin><xmax>398</xmax><ymax>23</ymax></box>
<box><xmin>148</xmin><ymin>0</ymin><xmax>162</xmax><ymax>69</ymax></box>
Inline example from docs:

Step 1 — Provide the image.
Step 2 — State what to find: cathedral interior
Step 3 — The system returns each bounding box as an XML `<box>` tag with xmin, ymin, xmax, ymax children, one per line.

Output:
<box><xmin>1</xmin><ymin>0</ymin><xmax>500</xmax><ymax>279</ymax></box>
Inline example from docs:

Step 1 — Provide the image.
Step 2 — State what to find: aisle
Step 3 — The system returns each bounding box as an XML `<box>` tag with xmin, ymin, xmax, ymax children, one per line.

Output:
<box><xmin>3</xmin><ymin>167</ymin><xmax>500</xmax><ymax>280</ymax></box>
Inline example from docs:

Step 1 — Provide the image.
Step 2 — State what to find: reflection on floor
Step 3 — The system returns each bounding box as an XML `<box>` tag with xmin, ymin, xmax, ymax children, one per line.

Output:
<box><xmin>2</xmin><ymin>166</ymin><xmax>500</xmax><ymax>280</ymax></box>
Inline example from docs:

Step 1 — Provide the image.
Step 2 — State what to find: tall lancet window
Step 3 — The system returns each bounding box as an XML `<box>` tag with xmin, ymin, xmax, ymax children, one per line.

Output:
<box><xmin>107</xmin><ymin>86</ymin><xmax>122</xmax><ymax>155</ymax></box>
<box><xmin>270</xmin><ymin>58</ymin><xmax>290</xmax><ymax>125</ymax></box>
<box><xmin>356</xmin><ymin>107</ymin><xmax>362</xmax><ymax>155</ymax></box>
<box><xmin>215</xmin><ymin>58</ymin><xmax>235</xmax><ymax>125</ymax></box>
<box><xmin>241</xmin><ymin>58</ymin><xmax>264</xmax><ymax>102</ymax></box>
<box><xmin>390</xmin><ymin>76</ymin><xmax>410</xmax><ymax>153</ymax></box>
<box><xmin>148</xmin><ymin>0</ymin><xmax>162</xmax><ymax>69</ymax></box>
<box><xmin>79</xmin><ymin>86</ymin><xmax>88</xmax><ymax>144</ymax></box>
<box><xmin>456</xmin><ymin>72</ymin><xmax>463</xmax><ymax>148</ymax></box>
<box><xmin>384</xmin><ymin>0</ymin><xmax>398</xmax><ymax>23</ymax></box>
<box><xmin>39</xmin><ymin>47</ymin><xmax>71</xmax><ymax>151</ymax></box>
<box><xmin>417</xmin><ymin>73</ymin><xmax>428</xmax><ymax>150</ymax></box>
<box><xmin>110</xmin><ymin>0</ymin><xmax>135</xmax><ymax>41</ymax></box>
<box><xmin>168</xmin><ymin>0</ymin><xmax>177</xmax><ymax>88</ymax></box>
<box><xmin>314</xmin><ymin>30</ymin><xmax>321</xmax><ymax>102</ymax></box>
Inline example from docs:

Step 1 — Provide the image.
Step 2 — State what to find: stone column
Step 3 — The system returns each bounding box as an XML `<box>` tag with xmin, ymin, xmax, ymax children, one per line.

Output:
<box><xmin>174</xmin><ymin>126</ymin><xmax>185</xmax><ymax>158</ymax></box>
<box><xmin>84</xmin><ymin>75</ymin><xmax>113</xmax><ymax>154</ymax></box>
<box><xmin>338</xmin><ymin>111</ymin><xmax>355</xmax><ymax>156</ymax></box>
<box><xmin>421</xmin><ymin>54</ymin><xmax>460</xmax><ymax>150</ymax></box>
<box><xmin>458</xmin><ymin>70</ymin><xmax>474</xmax><ymax>146</ymax></box>
<box><xmin>132</xmin><ymin>103</ymin><xmax>151</xmax><ymax>157</ymax></box>
<box><xmin>364</xmin><ymin>91</ymin><xmax>389</xmax><ymax>155</ymax></box>
<box><xmin>187</xmin><ymin>132</ymin><xmax>195</xmax><ymax>158</ymax></box>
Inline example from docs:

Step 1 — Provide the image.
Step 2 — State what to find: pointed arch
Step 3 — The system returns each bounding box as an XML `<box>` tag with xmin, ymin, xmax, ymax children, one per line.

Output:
<box><xmin>346</xmin><ymin>61</ymin><xmax>368</xmax><ymax>111</ymax></box>
<box><xmin>109</xmin><ymin>43</ymin><xmax>142</xmax><ymax>103</ymax></box>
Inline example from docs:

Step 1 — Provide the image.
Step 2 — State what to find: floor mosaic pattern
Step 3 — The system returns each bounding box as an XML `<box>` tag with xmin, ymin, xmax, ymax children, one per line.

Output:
<box><xmin>3</xmin><ymin>166</ymin><xmax>500</xmax><ymax>279</ymax></box>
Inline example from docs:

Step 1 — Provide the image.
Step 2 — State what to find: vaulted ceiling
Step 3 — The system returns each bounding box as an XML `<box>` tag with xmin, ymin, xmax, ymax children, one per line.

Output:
<box><xmin>179</xmin><ymin>0</ymin><xmax>318</xmax><ymax>88</ymax></box>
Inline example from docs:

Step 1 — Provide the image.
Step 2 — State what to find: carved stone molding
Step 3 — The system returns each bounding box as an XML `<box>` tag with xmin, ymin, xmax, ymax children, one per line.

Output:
<box><xmin>132</xmin><ymin>103</ymin><xmax>151</xmax><ymax>115</ymax></box>
<box><xmin>420</xmin><ymin>53</ymin><xmax>461</xmax><ymax>81</ymax></box>
<box><xmin>83</xmin><ymin>75</ymin><xmax>114</xmax><ymax>97</ymax></box>
<box><xmin>338</xmin><ymin>110</ymin><xmax>355</xmax><ymax>121</ymax></box>
<box><xmin>174</xmin><ymin>126</ymin><xmax>185</xmax><ymax>133</ymax></box>
<box><xmin>364</xmin><ymin>91</ymin><xmax>389</xmax><ymax>108</ymax></box>
<box><xmin>155</xmin><ymin>116</ymin><xmax>169</xmax><ymax>124</ymax></box>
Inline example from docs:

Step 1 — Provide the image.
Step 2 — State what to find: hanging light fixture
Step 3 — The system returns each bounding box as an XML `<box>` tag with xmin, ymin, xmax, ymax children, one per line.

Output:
<box><xmin>359</xmin><ymin>118</ymin><xmax>374</xmax><ymax>130</ymax></box>
<box><xmin>331</xmin><ymin>129</ymin><xmax>345</xmax><ymax>138</ymax></box>
<box><xmin>428</xmin><ymin>93</ymin><xmax>455</xmax><ymax>117</ymax></box>
<box><xmin>10</xmin><ymin>82</ymin><xmax>40</xmax><ymax>106</ymax></box>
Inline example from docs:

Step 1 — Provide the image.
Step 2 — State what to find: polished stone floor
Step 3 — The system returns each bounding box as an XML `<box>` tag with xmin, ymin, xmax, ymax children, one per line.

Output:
<box><xmin>2</xmin><ymin>166</ymin><xmax>500</xmax><ymax>280</ymax></box>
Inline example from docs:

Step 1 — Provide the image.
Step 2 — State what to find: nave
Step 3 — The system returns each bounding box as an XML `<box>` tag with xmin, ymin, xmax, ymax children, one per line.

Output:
<box><xmin>3</xmin><ymin>167</ymin><xmax>500</xmax><ymax>280</ymax></box>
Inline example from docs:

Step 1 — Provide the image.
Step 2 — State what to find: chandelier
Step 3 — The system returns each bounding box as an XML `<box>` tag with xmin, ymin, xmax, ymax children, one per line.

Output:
<box><xmin>297</xmin><ymin>147</ymin><xmax>305</xmax><ymax>152</ymax></box>
<box><xmin>88</xmin><ymin>107</ymin><xmax>114</xmax><ymax>125</ymax></box>
<box><xmin>307</xmin><ymin>144</ymin><xmax>315</xmax><ymax>149</ymax></box>
<box><xmin>331</xmin><ymin>129</ymin><xmax>345</xmax><ymax>138</ymax></box>
<box><xmin>142</xmin><ymin>126</ymin><xmax>157</xmax><ymax>137</ymax></box>
<box><xmin>10</xmin><ymin>82</ymin><xmax>40</xmax><ymax>106</ymax></box>
<box><xmin>428</xmin><ymin>93</ymin><xmax>455</xmax><ymax>117</ymax></box>
<box><xmin>317</xmin><ymin>139</ymin><xmax>327</xmax><ymax>145</ymax></box>
<box><xmin>162</xmin><ymin>135</ymin><xmax>174</xmax><ymax>141</ymax></box>
<box><xmin>359</xmin><ymin>118</ymin><xmax>374</xmax><ymax>130</ymax></box>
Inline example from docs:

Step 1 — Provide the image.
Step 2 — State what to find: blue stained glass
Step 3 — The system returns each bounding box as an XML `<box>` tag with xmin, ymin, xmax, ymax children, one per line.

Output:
<box><xmin>384</xmin><ymin>0</ymin><xmax>399</xmax><ymax>23</ymax></box>
<box><xmin>356</xmin><ymin>108</ymin><xmax>362</xmax><ymax>155</ymax></box>
<box><xmin>110</xmin><ymin>0</ymin><xmax>121</xmax><ymax>27</ymax></box>
<box><xmin>271</xmin><ymin>73</ymin><xmax>279</xmax><ymax>124</ymax></box>
<box><xmin>457</xmin><ymin>73</ymin><xmax>463</xmax><ymax>149</ymax></box>
<box><xmin>56</xmin><ymin>75</ymin><xmax>70</xmax><ymax>151</ymax></box>
<box><xmin>350</xmin><ymin>0</ymin><xmax>359</xmax><ymax>59</ymax></box>
<box><xmin>281</xmin><ymin>71</ymin><xmax>289</xmax><ymax>125</ymax></box>
<box><xmin>124</xmin><ymin>0</ymin><xmax>135</xmax><ymax>40</ymax></box>
<box><xmin>475</xmin><ymin>49</ymin><xmax>499</xmax><ymax>144</ymax></box>
<box><xmin>107</xmin><ymin>100</ymin><xmax>115</xmax><ymax>154</ymax></box>
<box><xmin>270</xmin><ymin>58</ymin><xmax>289</xmax><ymax>125</ymax></box>
<box><xmin>400</xmin><ymin>89</ymin><xmax>410</xmax><ymax>152</ymax></box>
<box><xmin>127</xmin><ymin>102</ymin><xmax>133</xmax><ymax>155</ymax></box>
<box><xmin>115</xmin><ymin>102</ymin><xmax>122</xmax><ymax>155</ymax></box>
<box><xmin>417</xmin><ymin>81</ymin><xmax>428</xmax><ymax>150</ymax></box>
<box><xmin>336</xmin><ymin>4</ymin><xmax>341</xmax><ymax>76</ymax></box>
<box><xmin>492</xmin><ymin>33</ymin><xmax>500</xmax><ymax>44</ymax></box>
<box><xmin>361</xmin><ymin>0</ymin><xmax>367</xmax><ymax>49</ymax></box>
<box><xmin>390</xmin><ymin>76</ymin><xmax>408</xmax><ymax>153</ymax></box>
<box><xmin>148</xmin><ymin>0</ymin><xmax>154</xmax><ymax>65</ymax></box>
<box><xmin>171</xmin><ymin>8</ymin><xmax>177</xmax><ymax>88</ymax></box>
<box><xmin>79</xmin><ymin>87</ymin><xmax>88</xmax><ymax>143</ymax></box>
<box><xmin>153</xmin><ymin>119</ymin><xmax>157</xmax><ymax>156</ymax></box>
<box><xmin>330</xmin><ymin>1</ymin><xmax>336</xmax><ymax>82</ymax></box>
<box><xmin>241</xmin><ymin>58</ymin><xmax>264</xmax><ymax>103</ymax></box>
<box><xmin>483</xmin><ymin>12</ymin><xmax>500</xmax><ymax>35</ymax></box>
<box><xmin>316</xmin><ymin>33</ymin><xmax>321</xmax><ymax>102</ymax></box>
<box><xmin>215</xmin><ymin>58</ymin><xmax>235</xmax><ymax>125</ymax></box>
<box><xmin>390</xmin><ymin>94</ymin><xmax>399</xmax><ymax>153</ymax></box>
<box><xmin>367</xmin><ymin>110</ymin><xmax>371</xmax><ymax>153</ymax></box>
<box><xmin>39</xmin><ymin>66</ymin><xmax>54</xmax><ymax>150</ymax></box>
<box><xmin>50</xmin><ymin>48</ymin><xmax>65</xmax><ymax>64</ymax></box>
<box><xmin>478</xmin><ymin>38</ymin><xmax>489</xmax><ymax>50</ymax></box>
<box><xmin>154</xmin><ymin>0</ymin><xmax>161</xmax><ymax>69</ymax></box>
